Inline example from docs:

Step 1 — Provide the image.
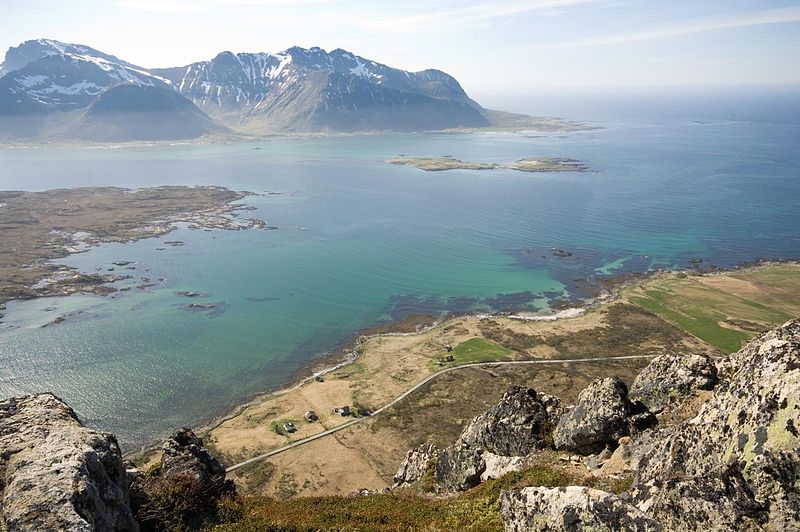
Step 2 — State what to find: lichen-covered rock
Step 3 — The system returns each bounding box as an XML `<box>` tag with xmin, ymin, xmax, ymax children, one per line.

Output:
<box><xmin>632</xmin><ymin>319</ymin><xmax>800</xmax><ymax>529</ymax></box>
<box><xmin>130</xmin><ymin>428</ymin><xmax>233</xmax><ymax>531</ymax></box>
<box><xmin>0</xmin><ymin>393</ymin><xmax>139</xmax><ymax>532</ymax></box>
<box><xmin>629</xmin><ymin>353</ymin><xmax>718</xmax><ymax>413</ymax></box>
<box><xmin>459</xmin><ymin>386</ymin><xmax>560</xmax><ymax>456</ymax></box>
<box><xmin>637</xmin><ymin>463</ymin><xmax>767</xmax><ymax>531</ymax></box>
<box><xmin>392</xmin><ymin>443</ymin><xmax>439</xmax><ymax>487</ymax></box>
<box><xmin>553</xmin><ymin>378</ymin><xmax>635</xmax><ymax>455</ymax></box>
<box><xmin>500</xmin><ymin>486</ymin><xmax>661</xmax><ymax>531</ymax></box>
<box><xmin>434</xmin><ymin>445</ymin><xmax>485</xmax><ymax>492</ymax></box>
<box><xmin>480</xmin><ymin>452</ymin><xmax>527</xmax><ymax>482</ymax></box>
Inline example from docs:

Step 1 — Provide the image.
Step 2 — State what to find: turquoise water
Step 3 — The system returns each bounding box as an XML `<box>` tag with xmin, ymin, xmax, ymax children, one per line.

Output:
<box><xmin>1</xmin><ymin>91</ymin><xmax>798</xmax><ymax>448</ymax></box>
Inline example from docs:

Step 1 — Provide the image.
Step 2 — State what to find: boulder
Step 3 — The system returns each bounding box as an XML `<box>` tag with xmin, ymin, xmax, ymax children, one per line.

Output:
<box><xmin>159</xmin><ymin>428</ymin><xmax>229</xmax><ymax>491</ymax></box>
<box><xmin>392</xmin><ymin>442</ymin><xmax>439</xmax><ymax>487</ymax></box>
<box><xmin>130</xmin><ymin>428</ymin><xmax>233</xmax><ymax>531</ymax></box>
<box><xmin>632</xmin><ymin>319</ymin><xmax>800</xmax><ymax>529</ymax></box>
<box><xmin>552</xmin><ymin>378</ymin><xmax>636</xmax><ymax>455</ymax></box>
<box><xmin>459</xmin><ymin>386</ymin><xmax>561</xmax><ymax>456</ymax></box>
<box><xmin>629</xmin><ymin>353</ymin><xmax>717</xmax><ymax>413</ymax></box>
<box><xmin>434</xmin><ymin>445</ymin><xmax>485</xmax><ymax>492</ymax></box>
<box><xmin>500</xmin><ymin>486</ymin><xmax>661</xmax><ymax>531</ymax></box>
<box><xmin>0</xmin><ymin>393</ymin><xmax>139</xmax><ymax>532</ymax></box>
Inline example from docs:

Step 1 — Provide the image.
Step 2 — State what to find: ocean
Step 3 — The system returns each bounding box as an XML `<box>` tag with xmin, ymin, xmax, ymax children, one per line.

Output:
<box><xmin>0</xmin><ymin>86</ymin><xmax>798</xmax><ymax>448</ymax></box>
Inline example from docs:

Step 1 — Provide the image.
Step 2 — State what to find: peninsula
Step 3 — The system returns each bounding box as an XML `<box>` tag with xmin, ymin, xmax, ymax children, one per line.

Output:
<box><xmin>0</xmin><ymin>186</ymin><xmax>265</xmax><ymax>320</ymax></box>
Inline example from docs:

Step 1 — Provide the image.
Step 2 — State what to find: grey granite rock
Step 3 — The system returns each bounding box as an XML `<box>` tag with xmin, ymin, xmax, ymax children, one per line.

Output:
<box><xmin>629</xmin><ymin>353</ymin><xmax>718</xmax><ymax>413</ymax></box>
<box><xmin>500</xmin><ymin>486</ymin><xmax>661</xmax><ymax>531</ymax></box>
<box><xmin>632</xmin><ymin>319</ymin><xmax>800</xmax><ymax>529</ymax></box>
<box><xmin>552</xmin><ymin>377</ymin><xmax>635</xmax><ymax>455</ymax></box>
<box><xmin>392</xmin><ymin>443</ymin><xmax>439</xmax><ymax>487</ymax></box>
<box><xmin>459</xmin><ymin>386</ymin><xmax>561</xmax><ymax>456</ymax></box>
<box><xmin>434</xmin><ymin>444</ymin><xmax>485</xmax><ymax>492</ymax></box>
<box><xmin>0</xmin><ymin>393</ymin><xmax>139</xmax><ymax>532</ymax></box>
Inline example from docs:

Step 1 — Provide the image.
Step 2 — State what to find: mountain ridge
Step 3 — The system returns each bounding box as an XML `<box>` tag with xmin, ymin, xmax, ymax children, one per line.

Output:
<box><xmin>0</xmin><ymin>39</ymin><xmax>507</xmax><ymax>140</ymax></box>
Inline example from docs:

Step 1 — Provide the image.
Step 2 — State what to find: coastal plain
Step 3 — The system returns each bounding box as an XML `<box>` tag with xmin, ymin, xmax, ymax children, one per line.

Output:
<box><xmin>189</xmin><ymin>263</ymin><xmax>800</xmax><ymax>498</ymax></box>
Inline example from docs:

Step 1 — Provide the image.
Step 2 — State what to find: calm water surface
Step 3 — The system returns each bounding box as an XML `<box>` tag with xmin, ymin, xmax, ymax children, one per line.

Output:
<box><xmin>0</xmin><ymin>89</ymin><xmax>798</xmax><ymax>448</ymax></box>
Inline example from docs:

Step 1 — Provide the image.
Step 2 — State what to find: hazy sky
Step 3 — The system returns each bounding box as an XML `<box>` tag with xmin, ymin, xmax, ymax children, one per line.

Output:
<box><xmin>2</xmin><ymin>0</ymin><xmax>799</xmax><ymax>94</ymax></box>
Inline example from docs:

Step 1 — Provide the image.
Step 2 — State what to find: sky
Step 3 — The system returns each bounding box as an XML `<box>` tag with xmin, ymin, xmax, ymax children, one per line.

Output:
<box><xmin>2</xmin><ymin>0</ymin><xmax>799</xmax><ymax>94</ymax></box>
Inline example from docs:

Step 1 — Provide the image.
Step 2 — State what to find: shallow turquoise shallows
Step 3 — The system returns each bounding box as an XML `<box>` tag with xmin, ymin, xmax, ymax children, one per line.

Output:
<box><xmin>1</xmin><ymin>90</ymin><xmax>798</xmax><ymax>448</ymax></box>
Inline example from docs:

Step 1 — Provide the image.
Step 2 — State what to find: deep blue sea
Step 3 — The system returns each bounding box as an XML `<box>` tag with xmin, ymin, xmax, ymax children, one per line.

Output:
<box><xmin>0</xmin><ymin>86</ymin><xmax>798</xmax><ymax>448</ymax></box>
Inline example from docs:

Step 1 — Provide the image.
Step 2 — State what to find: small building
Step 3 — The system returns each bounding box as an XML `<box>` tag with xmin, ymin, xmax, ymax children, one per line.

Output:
<box><xmin>340</xmin><ymin>405</ymin><xmax>351</xmax><ymax>417</ymax></box>
<box><xmin>283</xmin><ymin>422</ymin><xmax>297</xmax><ymax>433</ymax></box>
<box><xmin>305</xmin><ymin>410</ymin><xmax>319</xmax><ymax>422</ymax></box>
<box><xmin>445</xmin><ymin>344</ymin><xmax>453</xmax><ymax>352</ymax></box>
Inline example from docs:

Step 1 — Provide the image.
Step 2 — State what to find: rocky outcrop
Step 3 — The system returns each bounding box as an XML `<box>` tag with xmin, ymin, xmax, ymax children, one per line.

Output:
<box><xmin>500</xmin><ymin>486</ymin><xmax>661</xmax><ymax>531</ymax></box>
<box><xmin>631</xmin><ymin>319</ymin><xmax>800</xmax><ymax>529</ymax></box>
<box><xmin>459</xmin><ymin>386</ymin><xmax>562</xmax><ymax>456</ymax></box>
<box><xmin>0</xmin><ymin>393</ymin><xmax>139</xmax><ymax>532</ymax></box>
<box><xmin>393</xmin><ymin>443</ymin><xmax>439</xmax><ymax>488</ymax></box>
<box><xmin>553</xmin><ymin>377</ymin><xmax>654</xmax><ymax>455</ymax></box>
<box><xmin>434</xmin><ymin>445</ymin><xmax>485</xmax><ymax>492</ymax></box>
<box><xmin>629</xmin><ymin>353</ymin><xmax>718</xmax><ymax>413</ymax></box>
<box><xmin>159</xmin><ymin>428</ymin><xmax>229</xmax><ymax>492</ymax></box>
<box><xmin>129</xmin><ymin>428</ymin><xmax>233</xmax><ymax>531</ymax></box>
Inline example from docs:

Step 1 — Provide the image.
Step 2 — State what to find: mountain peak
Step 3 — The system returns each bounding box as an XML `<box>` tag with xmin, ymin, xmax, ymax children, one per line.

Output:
<box><xmin>2</xmin><ymin>38</ymin><xmax>491</xmax><ymax>140</ymax></box>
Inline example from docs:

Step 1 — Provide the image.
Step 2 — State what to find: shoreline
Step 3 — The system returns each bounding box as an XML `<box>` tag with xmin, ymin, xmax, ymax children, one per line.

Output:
<box><xmin>0</xmin><ymin>114</ymin><xmax>594</xmax><ymax>150</ymax></box>
<box><xmin>0</xmin><ymin>186</ymin><xmax>268</xmax><ymax>323</ymax></box>
<box><xmin>126</xmin><ymin>257</ymin><xmax>798</xmax><ymax>459</ymax></box>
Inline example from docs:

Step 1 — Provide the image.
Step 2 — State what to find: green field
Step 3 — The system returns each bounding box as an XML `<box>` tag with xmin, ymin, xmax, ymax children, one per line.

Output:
<box><xmin>628</xmin><ymin>264</ymin><xmax>800</xmax><ymax>353</ymax></box>
<box><xmin>452</xmin><ymin>337</ymin><xmax>516</xmax><ymax>363</ymax></box>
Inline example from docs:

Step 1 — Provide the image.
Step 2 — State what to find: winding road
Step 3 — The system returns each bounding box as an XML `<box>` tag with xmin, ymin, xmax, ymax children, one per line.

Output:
<box><xmin>226</xmin><ymin>354</ymin><xmax>657</xmax><ymax>473</ymax></box>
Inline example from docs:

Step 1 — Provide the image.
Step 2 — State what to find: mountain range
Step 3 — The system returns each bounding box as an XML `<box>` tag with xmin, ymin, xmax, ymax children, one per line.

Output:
<box><xmin>0</xmin><ymin>39</ymin><xmax>498</xmax><ymax>141</ymax></box>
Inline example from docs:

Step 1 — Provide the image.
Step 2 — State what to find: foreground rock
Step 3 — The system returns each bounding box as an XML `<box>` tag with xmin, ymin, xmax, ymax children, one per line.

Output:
<box><xmin>434</xmin><ymin>445</ymin><xmax>486</xmax><ymax>492</ymax></box>
<box><xmin>629</xmin><ymin>353</ymin><xmax>718</xmax><ymax>413</ymax></box>
<box><xmin>392</xmin><ymin>443</ymin><xmax>439</xmax><ymax>488</ymax></box>
<box><xmin>130</xmin><ymin>428</ymin><xmax>233</xmax><ymax>532</ymax></box>
<box><xmin>553</xmin><ymin>377</ymin><xmax>654</xmax><ymax>455</ymax></box>
<box><xmin>500</xmin><ymin>319</ymin><xmax>800</xmax><ymax>530</ymax></box>
<box><xmin>500</xmin><ymin>486</ymin><xmax>661</xmax><ymax>531</ymax></box>
<box><xmin>631</xmin><ymin>319</ymin><xmax>800</xmax><ymax>530</ymax></box>
<box><xmin>459</xmin><ymin>386</ymin><xmax>562</xmax><ymax>456</ymax></box>
<box><xmin>0</xmin><ymin>393</ymin><xmax>138</xmax><ymax>531</ymax></box>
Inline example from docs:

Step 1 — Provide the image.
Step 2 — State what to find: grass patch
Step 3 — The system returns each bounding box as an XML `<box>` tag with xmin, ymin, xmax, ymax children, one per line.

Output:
<box><xmin>452</xmin><ymin>338</ymin><xmax>515</xmax><ymax>363</ymax></box>
<box><xmin>211</xmin><ymin>458</ymin><xmax>631</xmax><ymax>531</ymax></box>
<box><xmin>627</xmin><ymin>266</ymin><xmax>800</xmax><ymax>353</ymax></box>
<box><xmin>630</xmin><ymin>293</ymin><xmax>751</xmax><ymax>353</ymax></box>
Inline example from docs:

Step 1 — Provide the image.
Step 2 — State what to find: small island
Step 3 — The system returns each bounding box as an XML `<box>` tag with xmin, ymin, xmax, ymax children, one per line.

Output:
<box><xmin>387</xmin><ymin>156</ymin><xmax>588</xmax><ymax>173</ymax></box>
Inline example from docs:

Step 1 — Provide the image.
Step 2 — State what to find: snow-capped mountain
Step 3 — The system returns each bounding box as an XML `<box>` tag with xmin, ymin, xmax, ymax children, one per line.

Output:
<box><xmin>152</xmin><ymin>46</ymin><xmax>489</xmax><ymax>132</ymax></box>
<box><xmin>0</xmin><ymin>39</ymin><xmax>492</xmax><ymax>140</ymax></box>
<box><xmin>0</xmin><ymin>39</ymin><xmax>171</xmax><ymax>113</ymax></box>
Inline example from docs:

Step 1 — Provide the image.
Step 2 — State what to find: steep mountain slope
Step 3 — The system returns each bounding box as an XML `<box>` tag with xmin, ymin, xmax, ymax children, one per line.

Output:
<box><xmin>0</xmin><ymin>39</ymin><xmax>170</xmax><ymax>113</ymax></box>
<box><xmin>152</xmin><ymin>46</ymin><xmax>490</xmax><ymax>133</ymax></box>
<box><xmin>0</xmin><ymin>40</ymin><xmax>218</xmax><ymax>140</ymax></box>
<box><xmin>72</xmin><ymin>84</ymin><xmax>225</xmax><ymax>141</ymax></box>
<box><xmin>1</xmin><ymin>39</ymin><xmax>496</xmax><ymax>139</ymax></box>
